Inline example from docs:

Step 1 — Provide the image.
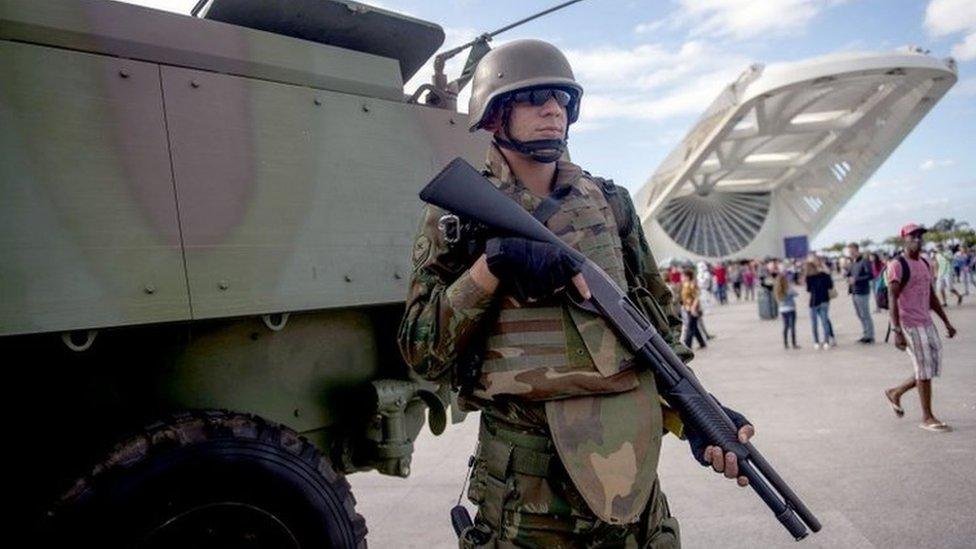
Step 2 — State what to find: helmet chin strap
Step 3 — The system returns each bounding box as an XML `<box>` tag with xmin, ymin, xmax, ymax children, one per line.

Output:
<box><xmin>493</xmin><ymin>102</ymin><xmax>568</xmax><ymax>163</ymax></box>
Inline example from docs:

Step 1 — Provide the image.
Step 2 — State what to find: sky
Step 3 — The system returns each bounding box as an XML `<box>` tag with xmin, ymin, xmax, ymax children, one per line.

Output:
<box><xmin>119</xmin><ymin>0</ymin><xmax>974</xmax><ymax>249</ymax></box>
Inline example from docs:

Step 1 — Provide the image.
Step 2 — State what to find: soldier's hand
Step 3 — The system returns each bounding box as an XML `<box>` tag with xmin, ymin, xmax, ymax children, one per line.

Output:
<box><xmin>946</xmin><ymin>323</ymin><xmax>957</xmax><ymax>339</ymax></box>
<box><xmin>704</xmin><ymin>423</ymin><xmax>755</xmax><ymax>487</ymax></box>
<box><xmin>684</xmin><ymin>404</ymin><xmax>753</xmax><ymax>487</ymax></box>
<box><xmin>485</xmin><ymin>236</ymin><xmax>584</xmax><ymax>301</ymax></box>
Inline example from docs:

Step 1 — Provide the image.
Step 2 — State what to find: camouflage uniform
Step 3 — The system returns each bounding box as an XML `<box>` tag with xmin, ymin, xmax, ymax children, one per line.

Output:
<box><xmin>399</xmin><ymin>142</ymin><xmax>691</xmax><ymax>547</ymax></box>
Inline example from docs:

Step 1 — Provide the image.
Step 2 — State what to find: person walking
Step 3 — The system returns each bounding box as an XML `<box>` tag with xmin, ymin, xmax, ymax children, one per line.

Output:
<box><xmin>730</xmin><ymin>262</ymin><xmax>742</xmax><ymax>301</ymax></box>
<box><xmin>952</xmin><ymin>247</ymin><xmax>966</xmax><ymax>283</ymax></box>
<box><xmin>961</xmin><ymin>246</ymin><xmax>975</xmax><ymax>295</ymax></box>
<box><xmin>869</xmin><ymin>252</ymin><xmax>885</xmax><ymax>312</ymax></box>
<box><xmin>667</xmin><ymin>264</ymin><xmax>682</xmax><ymax>308</ymax></box>
<box><xmin>713</xmin><ymin>261</ymin><xmax>728</xmax><ymax>304</ymax></box>
<box><xmin>883</xmin><ymin>224</ymin><xmax>958</xmax><ymax>432</ymax></box>
<box><xmin>774</xmin><ymin>273</ymin><xmax>800</xmax><ymax>349</ymax></box>
<box><xmin>697</xmin><ymin>260</ymin><xmax>714</xmax><ymax>308</ymax></box>
<box><xmin>742</xmin><ymin>263</ymin><xmax>756</xmax><ymax>300</ymax></box>
<box><xmin>934</xmin><ymin>243</ymin><xmax>963</xmax><ymax>306</ymax></box>
<box><xmin>681</xmin><ymin>269</ymin><xmax>707</xmax><ymax>349</ymax></box>
<box><xmin>846</xmin><ymin>243</ymin><xmax>875</xmax><ymax>343</ymax></box>
<box><xmin>805</xmin><ymin>258</ymin><xmax>836</xmax><ymax>349</ymax></box>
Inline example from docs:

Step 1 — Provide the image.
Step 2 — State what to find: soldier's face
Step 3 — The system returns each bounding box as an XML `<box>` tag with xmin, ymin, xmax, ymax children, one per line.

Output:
<box><xmin>500</xmin><ymin>96</ymin><xmax>567</xmax><ymax>142</ymax></box>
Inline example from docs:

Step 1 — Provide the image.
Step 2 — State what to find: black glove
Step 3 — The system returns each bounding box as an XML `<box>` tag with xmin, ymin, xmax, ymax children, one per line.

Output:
<box><xmin>485</xmin><ymin>237</ymin><xmax>584</xmax><ymax>301</ymax></box>
<box><xmin>684</xmin><ymin>404</ymin><xmax>751</xmax><ymax>466</ymax></box>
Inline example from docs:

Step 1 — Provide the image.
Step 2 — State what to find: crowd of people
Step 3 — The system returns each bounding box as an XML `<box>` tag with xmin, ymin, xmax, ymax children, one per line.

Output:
<box><xmin>665</xmin><ymin>241</ymin><xmax>973</xmax><ymax>351</ymax></box>
<box><xmin>664</xmin><ymin>224</ymin><xmax>968</xmax><ymax>431</ymax></box>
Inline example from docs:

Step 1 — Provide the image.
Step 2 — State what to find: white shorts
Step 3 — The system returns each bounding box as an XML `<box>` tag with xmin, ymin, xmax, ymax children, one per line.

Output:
<box><xmin>904</xmin><ymin>323</ymin><xmax>942</xmax><ymax>381</ymax></box>
<box><xmin>935</xmin><ymin>274</ymin><xmax>954</xmax><ymax>293</ymax></box>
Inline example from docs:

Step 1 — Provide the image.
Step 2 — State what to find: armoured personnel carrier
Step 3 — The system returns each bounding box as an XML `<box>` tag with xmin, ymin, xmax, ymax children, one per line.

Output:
<box><xmin>1</xmin><ymin>0</ymin><xmax>491</xmax><ymax>545</ymax></box>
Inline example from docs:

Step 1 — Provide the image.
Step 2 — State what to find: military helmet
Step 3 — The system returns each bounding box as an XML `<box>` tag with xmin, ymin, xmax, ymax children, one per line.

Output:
<box><xmin>468</xmin><ymin>39</ymin><xmax>583</xmax><ymax>132</ymax></box>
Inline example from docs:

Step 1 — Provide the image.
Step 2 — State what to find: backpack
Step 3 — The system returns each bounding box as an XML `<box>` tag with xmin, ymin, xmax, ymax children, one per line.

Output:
<box><xmin>876</xmin><ymin>255</ymin><xmax>929</xmax><ymax>310</ymax></box>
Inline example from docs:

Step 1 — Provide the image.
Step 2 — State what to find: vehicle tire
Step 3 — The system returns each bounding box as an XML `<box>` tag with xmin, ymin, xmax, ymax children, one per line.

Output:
<box><xmin>48</xmin><ymin>410</ymin><xmax>367</xmax><ymax>548</ymax></box>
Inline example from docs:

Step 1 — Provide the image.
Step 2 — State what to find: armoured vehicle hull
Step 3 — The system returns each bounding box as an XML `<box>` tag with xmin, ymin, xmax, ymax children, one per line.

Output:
<box><xmin>1</xmin><ymin>0</ymin><xmax>486</xmax><ymax>544</ymax></box>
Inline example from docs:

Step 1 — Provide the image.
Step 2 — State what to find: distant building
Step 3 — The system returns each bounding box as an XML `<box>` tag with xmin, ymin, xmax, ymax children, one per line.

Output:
<box><xmin>635</xmin><ymin>49</ymin><xmax>956</xmax><ymax>261</ymax></box>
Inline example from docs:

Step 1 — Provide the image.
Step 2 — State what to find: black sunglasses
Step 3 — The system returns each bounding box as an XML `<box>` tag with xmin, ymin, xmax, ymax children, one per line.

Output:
<box><xmin>510</xmin><ymin>88</ymin><xmax>574</xmax><ymax>108</ymax></box>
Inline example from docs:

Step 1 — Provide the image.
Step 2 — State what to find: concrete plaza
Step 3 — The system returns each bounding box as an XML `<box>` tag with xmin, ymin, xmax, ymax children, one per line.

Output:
<box><xmin>350</xmin><ymin>287</ymin><xmax>976</xmax><ymax>548</ymax></box>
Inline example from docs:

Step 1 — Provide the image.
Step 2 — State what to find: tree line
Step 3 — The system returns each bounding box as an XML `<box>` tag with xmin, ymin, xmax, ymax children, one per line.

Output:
<box><xmin>821</xmin><ymin>218</ymin><xmax>974</xmax><ymax>254</ymax></box>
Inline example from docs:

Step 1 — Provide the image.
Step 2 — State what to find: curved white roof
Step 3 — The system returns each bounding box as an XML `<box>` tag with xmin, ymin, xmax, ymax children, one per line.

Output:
<box><xmin>635</xmin><ymin>48</ymin><xmax>957</xmax><ymax>258</ymax></box>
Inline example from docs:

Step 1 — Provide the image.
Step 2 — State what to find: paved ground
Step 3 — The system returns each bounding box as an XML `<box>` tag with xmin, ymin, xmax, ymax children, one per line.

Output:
<box><xmin>350</xmin><ymin>285</ymin><xmax>976</xmax><ymax>548</ymax></box>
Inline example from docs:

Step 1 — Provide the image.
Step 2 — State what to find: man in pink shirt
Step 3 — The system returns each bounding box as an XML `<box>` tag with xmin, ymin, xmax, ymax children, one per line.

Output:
<box><xmin>883</xmin><ymin>224</ymin><xmax>958</xmax><ymax>432</ymax></box>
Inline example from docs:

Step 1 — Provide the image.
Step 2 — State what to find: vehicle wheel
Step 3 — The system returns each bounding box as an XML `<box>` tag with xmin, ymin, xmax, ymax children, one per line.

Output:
<box><xmin>48</xmin><ymin>410</ymin><xmax>367</xmax><ymax>548</ymax></box>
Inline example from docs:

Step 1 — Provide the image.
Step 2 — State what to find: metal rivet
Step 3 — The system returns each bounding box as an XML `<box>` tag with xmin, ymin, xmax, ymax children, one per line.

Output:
<box><xmin>394</xmin><ymin>271</ymin><xmax>402</xmax><ymax>280</ymax></box>
<box><xmin>293</xmin><ymin>408</ymin><xmax>301</xmax><ymax>417</ymax></box>
<box><xmin>119</xmin><ymin>69</ymin><xmax>130</xmax><ymax>78</ymax></box>
<box><xmin>314</xmin><ymin>97</ymin><xmax>321</xmax><ymax>106</ymax></box>
<box><xmin>190</xmin><ymin>80</ymin><xmax>200</xmax><ymax>88</ymax></box>
<box><xmin>497</xmin><ymin>72</ymin><xmax>504</xmax><ymax>78</ymax></box>
<box><xmin>144</xmin><ymin>284</ymin><xmax>156</xmax><ymax>294</ymax></box>
<box><xmin>449</xmin><ymin>118</ymin><xmax>456</xmax><ymax>125</ymax></box>
<box><xmin>218</xmin><ymin>280</ymin><xmax>229</xmax><ymax>290</ymax></box>
<box><xmin>344</xmin><ymin>274</ymin><xmax>353</xmax><ymax>282</ymax></box>
<box><xmin>361</xmin><ymin>103</ymin><xmax>370</xmax><ymax>112</ymax></box>
<box><xmin>577</xmin><ymin>348</ymin><xmax>585</xmax><ymax>355</ymax></box>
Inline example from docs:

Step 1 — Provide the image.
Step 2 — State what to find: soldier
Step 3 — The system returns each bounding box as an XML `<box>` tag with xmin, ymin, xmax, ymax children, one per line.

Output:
<box><xmin>399</xmin><ymin>39</ymin><xmax>754</xmax><ymax>547</ymax></box>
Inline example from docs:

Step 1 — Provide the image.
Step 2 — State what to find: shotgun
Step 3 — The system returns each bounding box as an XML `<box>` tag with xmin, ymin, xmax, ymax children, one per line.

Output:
<box><xmin>421</xmin><ymin>157</ymin><xmax>821</xmax><ymax>541</ymax></box>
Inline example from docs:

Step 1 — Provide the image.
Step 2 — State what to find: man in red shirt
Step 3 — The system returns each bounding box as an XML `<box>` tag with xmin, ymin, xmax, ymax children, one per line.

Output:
<box><xmin>883</xmin><ymin>224</ymin><xmax>958</xmax><ymax>432</ymax></box>
<box><xmin>667</xmin><ymin>265</ymin><xmax>682</xmax><ymax>303</ymax></box>
<box><xmin>713</xmin><ymin>262</ymin><xmax>728</xmax><ymax>304</ymax></box>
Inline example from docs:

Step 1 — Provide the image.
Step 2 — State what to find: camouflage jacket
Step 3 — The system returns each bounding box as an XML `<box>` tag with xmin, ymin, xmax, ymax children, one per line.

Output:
<box><xmin>397</xmin><ymin>145</ymin><xmax>690</xmax><ymax>436</ymax></box>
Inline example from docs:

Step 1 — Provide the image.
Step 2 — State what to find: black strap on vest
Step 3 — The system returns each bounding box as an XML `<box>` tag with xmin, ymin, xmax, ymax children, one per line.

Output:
<box><xmin>530</xmin><ymin>172</ymin><xmax>646</xmax><ymax>294</ymax></box>
<box><xmin>531</xmin><ymin>184</ymin><xmax>572</xmax><ymax>225</ymax></box>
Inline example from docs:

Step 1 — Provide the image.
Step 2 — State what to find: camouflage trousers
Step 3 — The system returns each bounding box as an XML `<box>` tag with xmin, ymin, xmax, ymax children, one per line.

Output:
<box><xmin>460</xmin><ymin>412</ymin><xmax>680</xmax><ymax>548</ymax></box>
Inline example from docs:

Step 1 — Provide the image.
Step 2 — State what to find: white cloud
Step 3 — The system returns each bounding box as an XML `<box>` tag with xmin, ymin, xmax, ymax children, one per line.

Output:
<box><xmin>924</xmin><ymin>0</ymin><xmax>976</xmax><ymax>36</ymax></box>
<box><xmin>634</xmin><ymin>19</ymin><xmax>668</xmax><ymax>34</ymax></box>
<box><xmin>562</xmin><ymin>40</ymin><xmax>749</xmax><ymax>124</ymax></box>
<box><xmin>951</xmin><ymin>31</ymin><xmax>976</xmax><ymax>60</ymax></box>
<box><xmin>925</xmin><ymin>0</ymin><xmax>976</xmax><ymax>61</ymax></box>
<box><xmin>919</xmin><ymin>159</ymin><xmax>956</xmax><ymax>171</ymax></box>
<box><xmin>571</xmin><ymin>120</ymin><xmax>610</xmax><ymax>133</ymax></box>
<box><xmin>669</xmin><ymin>0</ymin><xmax>844</xmax><ymax>40</ymax></box>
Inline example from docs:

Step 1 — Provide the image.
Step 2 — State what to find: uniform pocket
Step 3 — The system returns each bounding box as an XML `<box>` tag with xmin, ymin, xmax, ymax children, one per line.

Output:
<box><xmin>499</xmin><ymin>469</ymin><xmax>578</xmax><ymax>543</ymax></box>
<box><xmin>477</xmin><ymin>438</ymin><xmax>514</xmax><ymax>529</ymax></box>
<box><xmin>571</xmin><ymin>209</ymin><xmax>608</xmax><ymax>230</ymax></box>
<box><xmin>645</xmin><ymin>480</ymin><xmax>681</xmax><ymax>549</ymax></box>
<box><xmin>467</xmin><ymin>453</ymin><xmax>488</xmax><ymax>506</ymax></box>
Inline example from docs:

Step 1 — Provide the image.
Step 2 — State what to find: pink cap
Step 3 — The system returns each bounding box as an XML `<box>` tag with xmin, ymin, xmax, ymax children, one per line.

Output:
<box><xmin>899</xmin><ymin>223</ymin><xmax>927</xmax><ymax>238</ymax></box>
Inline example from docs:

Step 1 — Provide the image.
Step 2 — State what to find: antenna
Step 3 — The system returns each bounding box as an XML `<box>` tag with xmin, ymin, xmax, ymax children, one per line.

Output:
<box><xmin>413</xmin><ymin>0</ymin><xmax>586</xmax><ymax>109</ymax></box>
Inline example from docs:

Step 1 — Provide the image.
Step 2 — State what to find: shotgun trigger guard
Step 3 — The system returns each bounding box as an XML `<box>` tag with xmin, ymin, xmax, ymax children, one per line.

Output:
<box><xmin>567</xmin><ymin>287</ymin><xmax>600</xmax><ymax>314</ymax></box>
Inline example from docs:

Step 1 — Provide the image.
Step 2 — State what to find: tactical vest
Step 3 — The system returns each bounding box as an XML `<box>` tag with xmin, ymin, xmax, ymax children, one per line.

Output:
<box><xmin>471</xmin><ymin>175</ymin><xmax>639</xmax><ymax>402</ymax></box>
<box><xmin>472</xmin><ymin>157</ymin><xmax>664</xmax><ymax>525</ymax></box>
